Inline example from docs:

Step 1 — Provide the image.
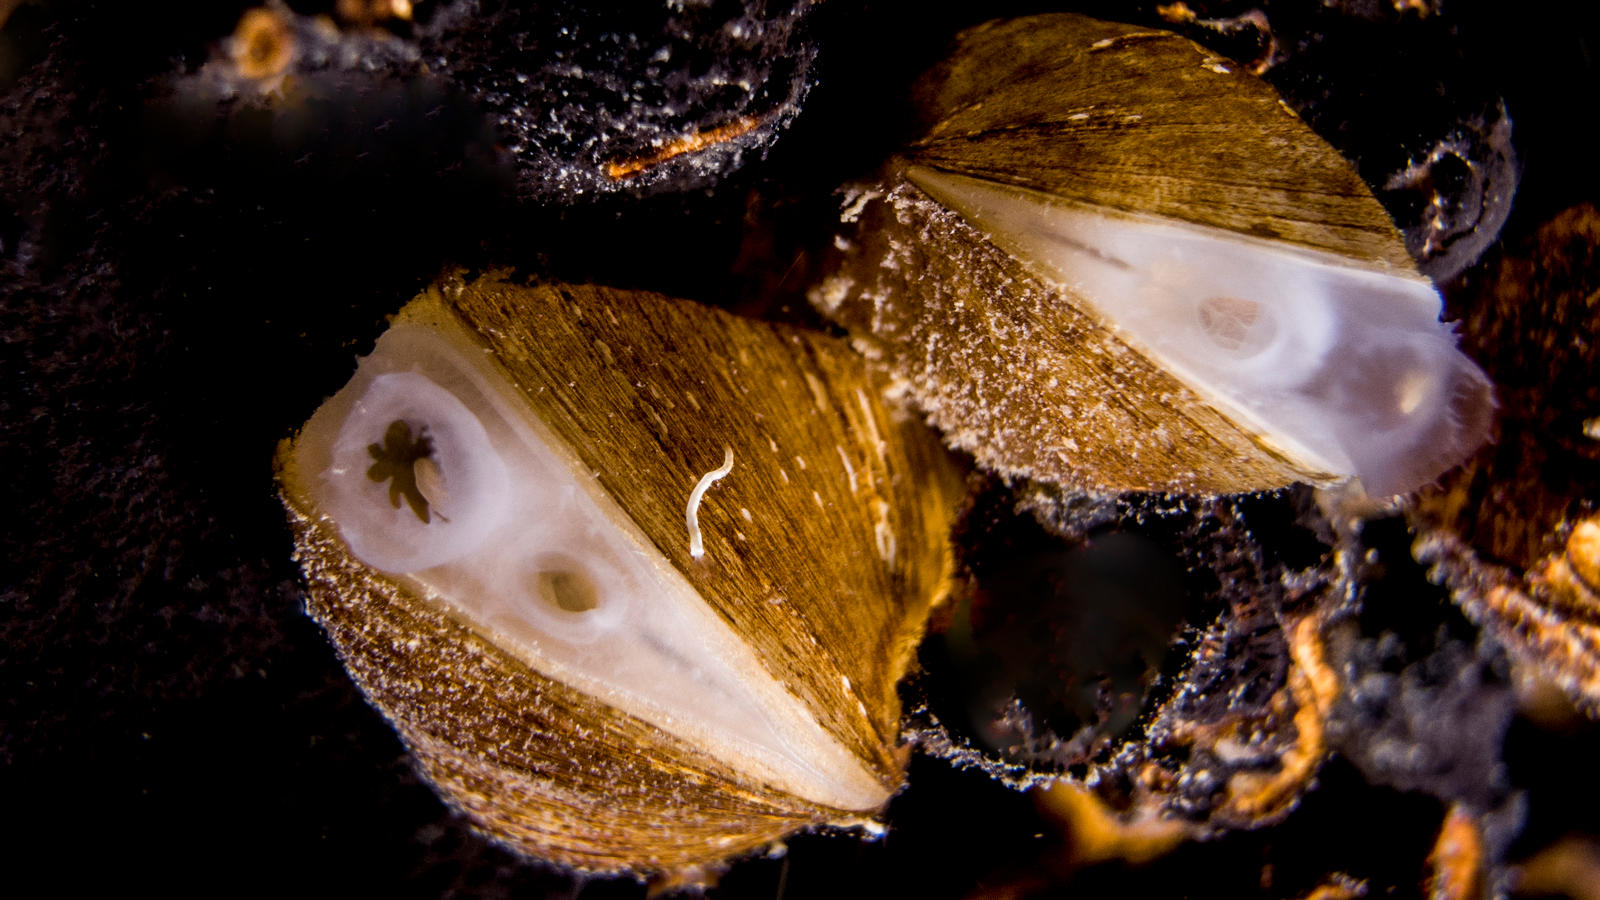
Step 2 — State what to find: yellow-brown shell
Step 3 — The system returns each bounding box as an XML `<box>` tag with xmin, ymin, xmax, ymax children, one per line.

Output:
<box><xmin>814</xmin><ymin>14</ymin><xmax>1487</xmax><ymax>495</ymax></box>
<box><xmin>277</xmin><ymin>273</ymin><xmax>964</xmax><ymax>872</ymax></box>
<box><xmin>817</xmin><ymin>168</ymin><xmax>1331</xmax><ymax>493</ymax></box>
<box><xmin>906</xmin><ymin>15</ymin><xmax>1415</xmax><ymax>269</ymax></box>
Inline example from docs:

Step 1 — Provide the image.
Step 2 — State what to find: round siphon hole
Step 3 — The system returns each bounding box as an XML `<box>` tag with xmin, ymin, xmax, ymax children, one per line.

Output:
<box><xmin>1196</xmin><ymin>295</ymin><xmax>1272</xmax><ymax>356</ymax></box>
<box><xmin>1394</xmin><ymin>370</ymin><xmax>1435</xmax><ymax>416</ymax></box>
<box><xmin>536</xmin><ymin>567</ymin><xmax>600</xmax><ymax>613</ymax></box>
<box><xmin>365</xmin><ymin>419</ymin><xmax>444</xmax><ymax>524</ymax></box>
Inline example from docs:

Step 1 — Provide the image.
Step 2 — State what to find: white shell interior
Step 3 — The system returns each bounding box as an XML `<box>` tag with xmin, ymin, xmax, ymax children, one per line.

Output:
<box><xmin>910</xmin><ymin>167</ymin><xmax>1494</xmax><ymax>495</ymax></box>
<box><xmin>294</xmin><ymin>321</ymin><xmax>888</xmax><ymax>812</ymax></box>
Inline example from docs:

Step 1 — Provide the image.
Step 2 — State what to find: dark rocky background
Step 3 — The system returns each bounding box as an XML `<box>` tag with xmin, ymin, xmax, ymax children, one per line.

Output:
<box><xmin>4</xmin><ymin>0</ymin><xmax>1599</xmax><ymax>896</ymax></box>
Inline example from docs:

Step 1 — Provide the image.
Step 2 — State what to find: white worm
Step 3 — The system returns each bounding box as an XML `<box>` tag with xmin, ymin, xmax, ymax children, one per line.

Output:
<box><xmin>686</xmin><ymin>446</ymin><xmax>734</xmax><ymax>559</ymax></box>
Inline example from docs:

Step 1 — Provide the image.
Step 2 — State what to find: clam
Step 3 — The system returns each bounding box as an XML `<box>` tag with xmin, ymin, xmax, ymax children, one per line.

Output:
<box><xmin>812</xmin><ymin>13</ymin><xmax>1494</xmax><ymax>496</ymax></box>
<box><xmin>275</xmin><ymin>273</ymin><xmax>963</xmax><ymax>873</ymax></box>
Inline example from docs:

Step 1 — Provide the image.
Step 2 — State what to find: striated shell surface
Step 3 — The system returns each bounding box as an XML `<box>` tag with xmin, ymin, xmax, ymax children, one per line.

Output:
<box><xmin>276</xmin><ymin>273</ymin><xmax>963</xmax><ymax>873</ymax></box>
<box><xmin>813</xmin><ymin>13</ymin><xmax>1493</xmax><ymax>496</ymax></box>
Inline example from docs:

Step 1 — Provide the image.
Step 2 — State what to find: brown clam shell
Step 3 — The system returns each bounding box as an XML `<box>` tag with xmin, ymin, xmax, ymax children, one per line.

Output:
<box><xmin>814</xmin><ymin>14</ymin><xmax>1466</xmax><ymax>495</ymax></box>
<box><xmin>277</xmin><ymin>273</ymin><xmax>964</xmax><ymax>872</ymax></box>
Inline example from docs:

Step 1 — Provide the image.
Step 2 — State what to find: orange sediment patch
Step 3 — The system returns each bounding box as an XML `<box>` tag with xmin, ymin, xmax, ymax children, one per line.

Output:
<box><xmin>1220</xmin><ymin>614</ymin><xmax>1338</xmax><ymax>823</ymax></box>
<box><xmin>231</xmin><ymin>7</ymin><xmax>295</xmax><ymax>82</ymax></box>
<box><xmin>337</xmin><ymin>0</ymin><xmax>416</xmax><ymax>24</ymax></box>
<box><xmin>605</xmin><ymin>116</ymin><xmax>765</xmax><ymax>180</ymax></box>
<box><xmin>1423</xmin><ymin>513</ymin><xmax>1600</xmax><ymax>716</ymax></box>
<box><xmin>1039</xmin><ymin>781</ymin><xmax>1190</xmax><ymax>865</ymax></box>
<box><xmin>1427</xmin><ymin>804</ymin><xmax>1486</xmax><ymax>900</ymax></box>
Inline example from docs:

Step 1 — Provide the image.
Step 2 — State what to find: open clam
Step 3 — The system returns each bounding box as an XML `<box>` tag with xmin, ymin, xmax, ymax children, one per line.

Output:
<box><xmin>813</xmin><ymin>14</ymin><xmax>1494</xmax><ymax>496</ymax></box>
<box><xmin>276</xmin><ymin>273</ymin><xmax>963</xmax><ymax>873</ymax></box>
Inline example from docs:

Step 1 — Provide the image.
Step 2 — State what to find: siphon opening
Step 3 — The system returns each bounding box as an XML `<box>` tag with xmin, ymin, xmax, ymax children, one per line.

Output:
<box><xmin>366</xmin><ymin>419</ymin><xmax>446</xmax><ymax>524</ymax></box>
<box><xmin>1197</xmin><ymin>295</ymin><xmax>1271</xmax><ymax>356</ymax></box>
<box><xmin>534</xmin><ymin>566</ymin><xmax>601</xmax><ymax>613</ymax></box>
<box><xmin>1394</xmin><ymin>370</ymin><xmax>1434</xmax><ymax>416</ymax></box>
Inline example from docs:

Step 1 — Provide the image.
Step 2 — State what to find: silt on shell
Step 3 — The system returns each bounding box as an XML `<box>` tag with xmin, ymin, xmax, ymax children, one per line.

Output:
<box><xmin>812</xmin><ymin>13</ymin><xmax>1494</xmax><ymax>497</ymax></box>
<box><xmin>275</xmin><ymin>273</ymin><xmax>964</xmax><ymax>873</ymax></box>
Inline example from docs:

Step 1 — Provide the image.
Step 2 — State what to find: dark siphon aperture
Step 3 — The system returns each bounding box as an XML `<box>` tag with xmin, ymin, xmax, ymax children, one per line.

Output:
<box><xmin>366</xmin><ymin>419</ymin><xmax>437</xmax><ymax>524</ymax></box>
